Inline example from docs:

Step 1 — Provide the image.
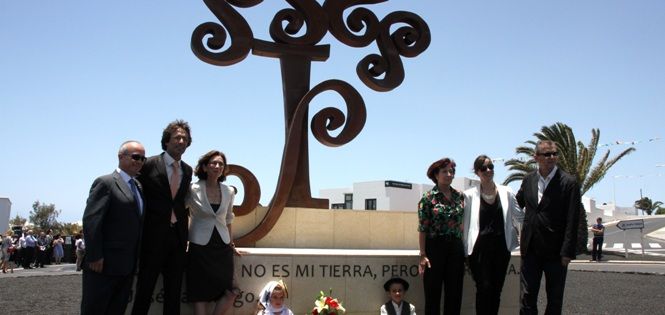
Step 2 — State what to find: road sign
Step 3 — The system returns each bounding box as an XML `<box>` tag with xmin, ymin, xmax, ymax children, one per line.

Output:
<box><xmin>617</xmin><ymin>219</ymin><xmax>645</xmax><ymax>230</ymax></box>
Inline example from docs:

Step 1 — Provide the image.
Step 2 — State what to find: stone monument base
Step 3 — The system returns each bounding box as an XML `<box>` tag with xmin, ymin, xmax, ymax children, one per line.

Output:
<box><xmin>128</xmin><ymin>248</ymin><xmax>521</xmax><ymax>315</ymax></box>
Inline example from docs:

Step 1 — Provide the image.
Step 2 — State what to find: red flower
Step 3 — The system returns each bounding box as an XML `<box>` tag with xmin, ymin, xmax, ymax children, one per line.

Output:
<box><xmin>328</xmin><ymin>299</ymin><xmax>339</xmax><ymax>309</ymax></box>
<box><xmin>312</xmin><ymin>308</ymin><xmax>319</xmax><ymax>315</ymax></box>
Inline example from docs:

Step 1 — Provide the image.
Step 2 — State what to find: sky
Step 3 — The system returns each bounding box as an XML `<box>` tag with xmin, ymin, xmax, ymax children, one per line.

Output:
<box><xmin>2</xmin><ymin>1</ymin><xmax>664</xmax><ymax>223</ymax></box>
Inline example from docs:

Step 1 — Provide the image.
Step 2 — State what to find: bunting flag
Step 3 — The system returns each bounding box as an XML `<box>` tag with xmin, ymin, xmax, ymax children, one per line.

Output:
<box><xmin>599</xmin><ymin>137</ymin><xmax>661</xmax><ymax>147</ymax></box>
<box><xmin>614</xmin><ymin>174</ymin><xmax>664</xmax><ymax>179</ymax></box>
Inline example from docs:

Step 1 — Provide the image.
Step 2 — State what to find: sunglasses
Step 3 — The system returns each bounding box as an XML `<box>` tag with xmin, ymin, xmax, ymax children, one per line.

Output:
<box><xmin>479</xmin><ymin>164</ymin><xmax>494</xmax><ymax>172</ymax></box>
<box><xmin>127</xmin><ymin>153</ymin><xmax>146</xmax><ymax>162</ymax></box>
<box><xmin>537</xmin><ymin>151</ymin><xmax>559</xmax><ymax>157</ymax></box>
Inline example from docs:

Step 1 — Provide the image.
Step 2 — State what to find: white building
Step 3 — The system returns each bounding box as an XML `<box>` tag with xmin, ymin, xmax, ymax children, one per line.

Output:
<box><xmin>0</xmin><ymin>197</ymin><xmax>11</xmax><ymax>232</ymax></box>
<box><xmin>320</xmin><ymin>180</ymin><xmax>637</xmax><ymax>225</ymax></box>
<box><xmin>319</xmin><ymin>178</ymin><xmax>479</xmax><ymax>211</ymax></box>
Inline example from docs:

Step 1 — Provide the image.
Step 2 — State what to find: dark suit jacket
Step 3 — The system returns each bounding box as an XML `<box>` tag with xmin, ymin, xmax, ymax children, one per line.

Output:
<box><xmin>137</xmin><ymin>152</ymin><xmax>192</xmax><ymax>264</ymax></box>
<box><xmin>82</xmin><ymin>171</ymin><xmax>143</xmax><ymax>276</ymax></box>
<box><xmin>516</xmin><ymin>168</ymin><xmax>581</xmax><ymax>259</ymax></box>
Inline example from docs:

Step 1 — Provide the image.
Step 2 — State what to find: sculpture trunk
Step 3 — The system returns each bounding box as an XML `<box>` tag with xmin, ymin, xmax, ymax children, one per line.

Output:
<box><xmin>278</xmin><ymin>55</ymin><xmax>328</xmax><ymax>209</ymax></box>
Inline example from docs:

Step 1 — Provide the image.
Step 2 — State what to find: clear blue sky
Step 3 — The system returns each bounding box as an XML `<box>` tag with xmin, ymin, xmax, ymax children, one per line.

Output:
<box><xmin>2</xmin><ymin>1</ymin><xmax>664</xmax><ymax>223</ymax></box>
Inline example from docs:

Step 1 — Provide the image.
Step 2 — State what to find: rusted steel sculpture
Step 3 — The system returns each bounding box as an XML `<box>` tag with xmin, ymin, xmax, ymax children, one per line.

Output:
<box><xmin>192</xmin><ymin>0</ymin><xmax>430</xmax><ymax>246</ymax></box>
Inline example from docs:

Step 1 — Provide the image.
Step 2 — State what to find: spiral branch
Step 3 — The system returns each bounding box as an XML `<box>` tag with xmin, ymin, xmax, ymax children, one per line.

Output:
<box><xmin>191</xmin><ymin>0</ymin><xmax>258</xmax><ymax>66</ymax></box>
<box><xmin>269</xmin><ymin>0</ymin><xmax>328</xmax><ymax>46</ymax></box>
<box><xmin>309</xmin><ymin>80</ymin><xmax>367</xmax><ymax>147</ymax></box>
<box><xmin>324</xmin><ymin>0</ymin><xmax>385</xmax><ymax>47</ymax></box>
<box><xmin>356</xmin><ymin>10</ymin><xmax>431</xmax><ymax>91</ymax></box>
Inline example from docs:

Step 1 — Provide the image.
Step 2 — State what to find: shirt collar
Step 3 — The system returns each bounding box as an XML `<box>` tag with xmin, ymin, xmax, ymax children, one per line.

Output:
<box><xmin>392</xmin><ymin>301</ymin><xmax>403</xmax><ymax>312</ymax></box>
<box><xmin>163</xmin><ymin>152</ymin><xmax>179</xmax><ymax>166</ymax></box>
<box><xmin>539</xmin><ymin>166</ymin><xmax>558</xmax><ymax>182</ymax></box>
<box><xmin>116</xmin><ymin>168</ymin><xmax>135</xmax><ymax>183</ymax></box>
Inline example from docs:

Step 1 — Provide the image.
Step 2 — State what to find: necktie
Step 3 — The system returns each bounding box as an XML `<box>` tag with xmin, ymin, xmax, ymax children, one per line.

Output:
<box><xmin>169</xmin><ymin>161</ymin><xmax>180</xmax><ymax>224</ymax></box>
<box><xmin>129</xmin><ymin>178</ymin><xmax>142</xmax><ymax>215</ymax></box>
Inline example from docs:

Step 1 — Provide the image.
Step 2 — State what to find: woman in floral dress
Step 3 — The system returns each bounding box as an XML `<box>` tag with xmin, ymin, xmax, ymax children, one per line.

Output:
<box><xmin>418</xmin><ymin>157</ymin><xmax>465</xmax><ymax>315</ymax></box>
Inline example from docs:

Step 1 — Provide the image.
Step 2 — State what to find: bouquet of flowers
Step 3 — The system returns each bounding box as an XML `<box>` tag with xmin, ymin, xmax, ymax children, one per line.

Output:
<box><xmin>311</xmin><ymin>290</ymin><xmax>346</xmax><ymax>315</ymax></box>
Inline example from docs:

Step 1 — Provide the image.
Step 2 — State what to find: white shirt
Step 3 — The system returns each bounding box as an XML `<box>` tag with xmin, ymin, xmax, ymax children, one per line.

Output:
<box><xmin>75</xmin><ymin>238</ymin><xmax>85</xmax><ymax>250</ymax></box>
<box><xmin>537</xmin><ymin>166</ymin><xmax>558</xmax><ymax>204</ymax></box>
<box><xmin>117</xmin><ymin>168</ymin><xmax>143</xmax><ymax>212</ymax></box>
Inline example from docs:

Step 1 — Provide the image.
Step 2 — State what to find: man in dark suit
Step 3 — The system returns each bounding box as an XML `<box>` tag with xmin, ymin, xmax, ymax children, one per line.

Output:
<box><xmin>81</xmin><ymin>140</ymin><xmax>145</xmax><ymax>315</ymax></box>
<box><xmin>132</xmin><ymin>120</ymin><xmax>193</xmax><ymax>315</ymax></box>
<box><xmin>516</xmin><ymin>140</ymin><xmax>581</xmax><ymax>315</ymax></box>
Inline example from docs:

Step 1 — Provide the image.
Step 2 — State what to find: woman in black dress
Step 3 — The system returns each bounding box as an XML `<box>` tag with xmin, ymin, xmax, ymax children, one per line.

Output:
<box><xmin>463</xmin><ymin>155</ymin><xmax>523</xmax><ymax>314</ymax></box>
<box><xmin>186</xmin><ymin>150</ymin><xmax>241</xmax><ymax>315</ymax></box>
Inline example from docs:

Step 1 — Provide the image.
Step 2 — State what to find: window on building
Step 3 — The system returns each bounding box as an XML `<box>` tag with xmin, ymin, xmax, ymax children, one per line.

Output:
<box><xmin>344</xmin><ymin>193</ymin><xmax>353</xmax><ymax>209</ymax></box>
<box><xmin>365</xmin><ymin>198</ymin><xmax>377</xmax><ymax>210</ymax></box>
<box><xmin>331</xmin><ymin>203</ymin><xmax>345</xmax><ymax>209</ymax></box>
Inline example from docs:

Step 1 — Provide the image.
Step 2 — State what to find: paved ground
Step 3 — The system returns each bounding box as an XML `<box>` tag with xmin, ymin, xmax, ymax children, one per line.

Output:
<box><xmin>1</xmin><ymin>260</ymin><xmax>664</xmax><ymax>314</ymax></box>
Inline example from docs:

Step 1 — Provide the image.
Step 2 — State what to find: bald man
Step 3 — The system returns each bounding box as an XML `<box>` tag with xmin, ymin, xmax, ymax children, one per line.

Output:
<box><xmin>81</xmin><ymin>140</ymin><xmax>146</xmax><ymax>315</ymax></box>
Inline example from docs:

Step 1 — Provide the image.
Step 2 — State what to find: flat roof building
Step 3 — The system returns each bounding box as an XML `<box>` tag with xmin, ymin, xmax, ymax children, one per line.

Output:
<box><xmin>319</xmin><ymin>178</ymin><xmax>480</xmax><ymax>211</ymax></box>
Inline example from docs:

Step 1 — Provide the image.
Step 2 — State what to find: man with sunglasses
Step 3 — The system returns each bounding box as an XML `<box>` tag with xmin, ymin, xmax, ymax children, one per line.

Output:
<box><xmin>81</xmin><ymin>140</ymin><xmax>145</xmax><ymax>315</ymax></box>
<box><xmin>516</xmin><ymin>140</ymin><xmax>581</xmax><ymax>315</ymax></box>
<box><xmin>132</xmin><ymin>120</ymin><xmax>193</xmax><ymax>315</ymax></box>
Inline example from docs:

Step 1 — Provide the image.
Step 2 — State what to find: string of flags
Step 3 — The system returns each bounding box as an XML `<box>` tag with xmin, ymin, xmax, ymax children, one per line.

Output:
<box><xmin>599</xmin><ymin>137</ymin><xmax>661</xmax><ymax>147</ymax></box>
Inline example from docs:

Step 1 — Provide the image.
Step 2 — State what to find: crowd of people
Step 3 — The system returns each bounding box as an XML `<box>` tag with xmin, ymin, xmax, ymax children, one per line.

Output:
<box><xmin>0</xmin><ymin>228</ymin><xmax>80</xmax><ymax>273</ymax></box>
<box><xmin>71</xmin><ymin>118</ymin><xmax>584</xmax><ymax>315</ymax></box>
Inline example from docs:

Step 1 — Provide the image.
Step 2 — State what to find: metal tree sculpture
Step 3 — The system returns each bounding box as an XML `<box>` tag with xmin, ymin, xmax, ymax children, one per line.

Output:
<box><xmin>192</xmin><ymin>0</ymin><xmax>430</xmax><ymax>246</ymax></box>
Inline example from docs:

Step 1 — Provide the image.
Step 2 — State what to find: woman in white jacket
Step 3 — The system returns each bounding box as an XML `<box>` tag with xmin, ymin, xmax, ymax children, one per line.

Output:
<box><xmin>186</xmin><ymin>150</ymin><xmax>241</xmax><ymax>315</ymax></box>
<box><xmin>463</xmin><ymin>155</ymin><xmax>524</xmax><ymax>315</ymax></box>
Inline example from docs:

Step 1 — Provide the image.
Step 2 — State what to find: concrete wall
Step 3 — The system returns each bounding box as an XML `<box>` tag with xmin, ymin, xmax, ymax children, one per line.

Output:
<box><xmin>234</xmin><ymin>207</ymin><xmax>419</xmax><ymax>249</ymax></box>
<box><xmin>0</xmin><ymin>197</ymin><xmax>11</xmax><ymax>232</ymax></box>
<box><xmin>133</xmin><ymin>249</ymin><xmax>522</xmax><ymax>315</ymax></box>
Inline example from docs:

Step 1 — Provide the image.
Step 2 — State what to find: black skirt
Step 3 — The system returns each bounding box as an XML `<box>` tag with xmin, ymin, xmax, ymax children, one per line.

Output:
<box><xmin>186</xmin><ymin>227</ymin><xmax>234</xmax><ymax>302</ymax></box>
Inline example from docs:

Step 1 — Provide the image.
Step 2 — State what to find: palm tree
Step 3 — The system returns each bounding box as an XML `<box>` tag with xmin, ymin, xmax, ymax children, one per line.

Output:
<box><xmin>504</xmin><ymin>122</ymin><xmax>636</xmax><ymax>253</ymax></box>
<box><xmin>634</xmin><ymin>197</ymin><xmax>664</xmax><ymax>215</ymax></box>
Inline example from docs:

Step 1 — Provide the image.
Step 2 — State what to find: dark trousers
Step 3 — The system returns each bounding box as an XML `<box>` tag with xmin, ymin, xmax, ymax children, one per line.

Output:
<box><xmin>469</xmin><ymin>236</ymin><xmax>510</xmax><ymax>315</ymax></box>
<box><xmin>423</xmin><ymin>236</ymin><xmax>465</xmax><ymax>315</ymax></box>
<box><xmin>520</xmin><ymin>253</ymin><xmax>568</xmax><ymax>315</ymax></box>
<box><xmin>132</xmin><ymin>227</ymin><xmax>186</xmax><ymax>315</ymax></box>
<box><xmin>81</xmin><ymin>270</ymin><xmax>134</xmax><ymax>315</ymax></box>
<box><xmin>36</xmin><ymin>248</ymin><xmax>47</xmax><ymax>267</ymax></box>
<box><xmin>591</xmin><ymin>236</ymin><xmax>603</xmax><ymax>261</ymax></box>
<box><xmin>22</xmin><ymin>247</ymin><xmax>35</xmax><ymax>268</ymax></box>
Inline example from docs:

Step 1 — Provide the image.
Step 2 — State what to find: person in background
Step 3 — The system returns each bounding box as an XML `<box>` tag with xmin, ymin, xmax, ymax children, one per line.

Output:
<box><xmin>36</xmin><ymin>232</ymin><xmax>48</xmax><ymax>268</ymax></box>
<box><xmin>1</xmin><ymin>230</ymin><xmax>15</xmax><ymax>273</ymax></box>
<box><xmin>380</xmin><ymin>277</ymin><xmax>416</xmax><ymax>315</ymax></box>
<box><xmin>17</xmin><ymin>231</ymin><xmax>27</xmax><ymax>269</ymax></box>
<box><xmin>133</xmin><ymin>120</ymin><xmax>193</xmax><ymax>315</ymax></box>
<box><xmin>23</xmin><ymin>230</ymin><xmax>36</xmax><ymax>269</ymax></box>
<box><xmin>81</xmin><ymin>140</ymin><xmax>145</xmax><ymax>315</ymax></box>
<box><xmin>45</xmin><ymin>229</ymin><xmax>53</xmax><ymax>265</ymax></box>
<box><xmin>186</xmin><ymin>150</ymin><xmax>241</xmax><ymax>315</ymax></box>
<box><xmin>463</xmin><ymin>154</ymin><xmax>524</xmax><ymax>315</ymax></box>
<box><xmin>75</xmin><ymin>232</ymin><xmax>86</xmax><ymax>272</ymax></box>
<box><xmin>52</xmin><ymin>234</ymin><xmax>65</xmax><ymax>264</ymax></box>
<box><xmin>590</xmin><ymin>217</ymin><xmax>605</xmax><ymax>262</ymax></box>
<box><xmin>256</xmin><ymin>280</ymin><xmax>293</xmax><ymax>315</ymax></box>
<box><xmin>418</xmin><ymin>157</ymin><xmax>465</xmax><ymax>315</ymax></box>
<box><xmin>516</xmin><ymin>140</ymin><xmax>581</xmax><ymax>315</ymax></box>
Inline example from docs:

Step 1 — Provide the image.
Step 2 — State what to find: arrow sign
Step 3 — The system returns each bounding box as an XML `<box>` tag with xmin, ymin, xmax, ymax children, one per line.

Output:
<box><xmin>617</xmin><ymin>219</ymin><xmax>645</xmax><ymax>230</ymax></box>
